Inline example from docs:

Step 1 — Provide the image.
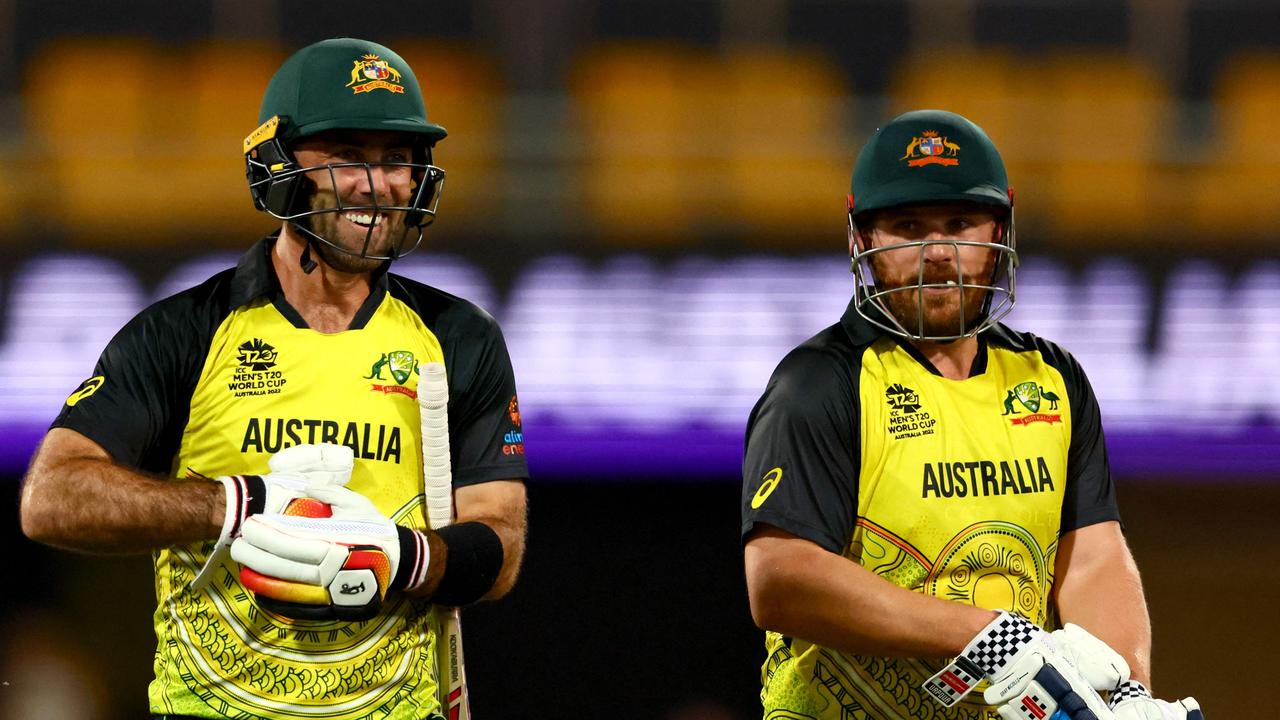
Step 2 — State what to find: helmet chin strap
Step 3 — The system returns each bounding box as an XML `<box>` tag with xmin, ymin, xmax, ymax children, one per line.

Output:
<box><xmin>289</xmin><ymin>218</ymin><xmax>320</xmax><ymax>274</ymax></box>
<box><xmin>299</xmin><ymin>240</ymin><xmax>319</xmax><ymax>274</ymax></box>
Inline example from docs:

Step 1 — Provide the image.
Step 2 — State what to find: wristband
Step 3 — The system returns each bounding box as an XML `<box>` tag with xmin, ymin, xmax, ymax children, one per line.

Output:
<box><xmin>392</xmin><ymin>526</ymin><xmax>431</xmax><ymax>593</ymax></box>
<box><xmin>432</xmin><ymin>522</ymin><xmax>504</xmax><ymax>606</ymax></box>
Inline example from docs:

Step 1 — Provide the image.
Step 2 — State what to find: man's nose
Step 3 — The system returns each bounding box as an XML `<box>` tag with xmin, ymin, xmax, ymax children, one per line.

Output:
<box><xmin>922</xmin><ymin>232</ymin><xmax>959</xmax><ymax>261</ymax></box>
<box><xmin>354</xmin><ymin>165</ymin><xmax>393</xmax><ymax>200</ymax></box>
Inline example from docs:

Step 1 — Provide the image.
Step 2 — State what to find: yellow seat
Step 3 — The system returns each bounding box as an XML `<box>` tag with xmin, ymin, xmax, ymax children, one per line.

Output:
<box><xmin>1192</xmin><ymin>53</ymin><xmax>1280</xmax><ymax>235</ymax></box>
<box><xmin>572</xmin><ymin>43</ymin><xmax>713</xmax><ymax>241</ymax></box>
<box><xmin>1036</xmin><ymin>53</ymin><xmax>1171</xmax><ymax>241</ymax></box>
<box><xmin>391</xmin><ymin>42</ymin><xmax>504</xmax><ymax>228</ymax></box>
<box><xmin>0</xmin><ymin>154</ymin><xmax>16</xmax><ymax>237</ymax></box>
<box><xmin>574</xmin><ymin>43</ymin><xmax>851</xmax><ymax>244</ymax></box>
<box><xmin>24</xmin><ymin>38</ymin><xmax>175</xmax><ymax>241</ymax></box>
<box><xmin>180</xmin><ymin>42</ymin><xmax>287</xmax><ymax>238</ymax></box>
<box><xmin>721</xmin><ymin>50</ymin><xmax>851</xmax><ymax>240</ymax></box>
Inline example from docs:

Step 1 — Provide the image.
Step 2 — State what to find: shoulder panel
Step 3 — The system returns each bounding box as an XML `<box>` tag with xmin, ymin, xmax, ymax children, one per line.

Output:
<box><xmin>52</xmin><ymin>268</ymin><xmax>238</xmax><ymax>473</ymax></box>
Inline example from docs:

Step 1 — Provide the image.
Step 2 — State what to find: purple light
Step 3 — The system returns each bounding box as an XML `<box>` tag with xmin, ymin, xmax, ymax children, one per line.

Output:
<box><xmin>1</xmin><ymin>252</ymin><xmax>1277</xmax><ymax>479</ymax></box>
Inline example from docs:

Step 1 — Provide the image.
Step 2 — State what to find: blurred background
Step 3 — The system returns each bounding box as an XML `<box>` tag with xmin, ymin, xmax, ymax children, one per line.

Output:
<box><xmin>1</xmin><ymin>0</ymin><xmax>1277</xmax><ymax>717</ymax></box>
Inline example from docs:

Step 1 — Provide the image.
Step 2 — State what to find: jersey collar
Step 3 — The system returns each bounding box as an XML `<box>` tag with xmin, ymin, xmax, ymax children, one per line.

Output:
<box><xmin>229</xmin><ymin>234</ymin><xmax>390</xmax><ymax>330</ymax></box>
<box><xmin>839</xmin><ymin>296</ymin><xmax>992</xmax><ymax>378</ymax></box>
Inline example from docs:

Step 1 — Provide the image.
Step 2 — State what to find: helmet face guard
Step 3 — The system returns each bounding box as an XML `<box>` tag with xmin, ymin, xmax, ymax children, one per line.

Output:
<box><xmin>847</xmin><ymin>201</ymin><xmax>1018</xmax><ymax>342</ymax></box>
<box><xmin>847</xmin><ymin>109</ymin><xmax>1019</xmax><ymax>342</ymax></box>
<box><xmin>245</xmin><ymin>126</ymin><xmax>445</xmax><ymax>262</ymax></box>
<box><xmin>245</xmin><ymin>38</ymin><xmax>450</xmax><ymax>264</ymax></box>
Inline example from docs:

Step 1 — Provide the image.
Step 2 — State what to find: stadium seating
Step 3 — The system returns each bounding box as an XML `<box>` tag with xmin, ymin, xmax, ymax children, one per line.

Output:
<box><xmin>391</xmin><ymin>41</ymin><xmax>505</xmax><ymax>227</ymax></box>
<box><xmin>572</xmin><ymin>43</ymin><xmax>710</xmax><ymax>241</ymax></box>
<box><xmin>891</xmin><ymin>50</ymin><xmax>1172</xmax><ymax>243</ymax></box>
<box><xmin>21</xmin><ymin>38</ymin><xmax>501</xmax><ymax>244</ymax></box>
<box><xmin>15</xmin><ymin>36</ymin><xmax>1280</xmax><ymax>249</ymax></box>
<box><xmin>23</xmin><ymin>39</ymin><xmax>174</xmax><ymax>242</ymax></box>
<box><xmin>721</xmin><ymin>50</ymin><xmax>850</xmax><ymax>239</ymax></box>
<box><xmin>181</xmin><ymin>42</ymin><xmax>287</xmax><ymax>235</ymax></box>
<box><xmin>572</xmin><ymin>43</ymin><xmax>850</xmax><ymax>243</ymax></box>
<box><xmin>1192</xmin><ymin>53</ymin><xmax>1280</xmax><ymax>236</ymax></box>
<box><xmin>1037</xmin><ymin>52</ymin><xmax>1171</xmax><ymax>241</ymax></box>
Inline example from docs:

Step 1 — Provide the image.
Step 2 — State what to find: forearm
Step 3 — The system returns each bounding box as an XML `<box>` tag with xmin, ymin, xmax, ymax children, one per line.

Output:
<box><xmin>469</xmin><ymin>513</ymin><xmax>525</xmax><ymax>600</ymax></box>
<box><xmin>20</xmin><ymin>430</ymin><xmax>222</xmax><ymax>553</ymax></box>
<box><xmin>746</xmin><ymin>527</ymin><xmax>996</xmax><ymax>658</ymax></box>
<box><xmin>409</xmin><ymin>480</ymin><xmax>527</xmax><ymax>602</ymax></box>
<box><xmin>1054</xmin><ymin>522</ymin><xmax>1152</xmax><ymax>686</ymax></box>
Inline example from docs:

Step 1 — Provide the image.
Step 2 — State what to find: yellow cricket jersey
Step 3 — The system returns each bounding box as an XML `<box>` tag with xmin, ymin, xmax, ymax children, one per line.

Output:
<box><xmin>54</xmin><ymin>238</ymin><xmax>528</xmax><ymax>720</ymax></box>
<box><xmin>741</xmin><ymin>300</ymin><xmax>1119</xmax><ymax>720</ymax></box>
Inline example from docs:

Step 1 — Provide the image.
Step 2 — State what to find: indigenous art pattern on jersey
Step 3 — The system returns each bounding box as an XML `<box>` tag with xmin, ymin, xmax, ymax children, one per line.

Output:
<box><xmin>54</xmin><ymin>239</ymin><xmax>528</xmax><ymax>719</ymax></box>
<box><xmin>742</xmin><ymin>301</ymin><xmax>1118</xmax><ymax>720</ymax></box>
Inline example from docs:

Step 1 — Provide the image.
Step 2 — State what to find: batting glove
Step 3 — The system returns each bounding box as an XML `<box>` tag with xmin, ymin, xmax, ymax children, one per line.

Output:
<box><xmin>1050</xmin><ymin>624</ymin><xmax>1133</xmax><ymax>693</ymax></box>
<box><xmin>1110</xmin><ymin>681</ymin><xmax>1203</xmax><ymax>720</ymax></box>
<box><xmin>229</xmin><ymin>484</ymin><xmax>430</xmax><ymax>621</ymax></box>
<box><xmin>923</xmin><ymin>612</ymin><xmax>1122</xmax><ymax>720</ymax></box>
<box><xmin>189</xmin><ymin>443</ymin><xmax>354</xmax><ymax>590</ymax></box>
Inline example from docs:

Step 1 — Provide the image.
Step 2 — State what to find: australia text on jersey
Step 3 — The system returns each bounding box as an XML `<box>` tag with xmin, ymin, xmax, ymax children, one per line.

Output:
<box><xmin>241</xmin><ymin>416</ymin><xmax>403</xmax><ymax>462</ymax></box>
<box><xmin>922</xmin><ymin>456</ymin><xmax>1054</xmax><ymax>499</ymax></box>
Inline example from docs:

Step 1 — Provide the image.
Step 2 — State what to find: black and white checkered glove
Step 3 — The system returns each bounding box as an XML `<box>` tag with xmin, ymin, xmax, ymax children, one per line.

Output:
<box><xmin>1110</xmin><ymin>680</ymin><xmax>1203</xmax><ymax>720</ymax></box>
<box><xmin>923</xmin><ymin>612</ymin><xmax>1126</xmax><ymax>719</ymax></box>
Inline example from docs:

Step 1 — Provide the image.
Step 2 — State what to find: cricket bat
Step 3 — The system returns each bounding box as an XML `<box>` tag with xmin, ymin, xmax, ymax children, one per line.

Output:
<box><xmin>418</xmin><ymin>362</ymin><xmax>471</xmax><ymax>720</ymax></box>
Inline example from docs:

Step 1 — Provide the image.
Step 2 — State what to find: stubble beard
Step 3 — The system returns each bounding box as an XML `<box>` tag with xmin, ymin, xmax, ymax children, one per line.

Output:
<box><xmin>303</xmin><ymin>191</ymin><xmax>413</xmax><ymax>274</ymax></box>
<box><xmin>870</xmin><ymin>254</ymin><xmax>992</xmax><ymax>339</ymax></box>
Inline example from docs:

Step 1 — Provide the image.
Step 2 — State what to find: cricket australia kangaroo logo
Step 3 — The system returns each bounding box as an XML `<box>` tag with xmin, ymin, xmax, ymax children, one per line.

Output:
<box><xmin>346</xmin><ymin>53</ymin><xmax>405</xmax><ymax>94</ymax></box>
<box><xmin>1002</xmin><ymin>381</ymin><xmax>1063</xmax><ymax>426</ymax></box>
<box><xmin>901</xmin><ymin>130</ymin><xmax>960</xmax><ymax>167</ymax></box>
<box><xmin>364</xmin><ymin>350</ymin><xmax>420</xmax><ymax>399</ymax></box>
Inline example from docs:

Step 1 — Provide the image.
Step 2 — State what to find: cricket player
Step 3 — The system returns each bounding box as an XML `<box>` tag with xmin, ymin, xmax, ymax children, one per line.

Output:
<box><xmin>741</xmin><ymin>110</ymin><xmax>1202</xmax><ymax>720</ymax></box>
<box><xmin>20</xmin><ymin>38</ymin><xmax>527</xmax><ymax>720</ymax></box>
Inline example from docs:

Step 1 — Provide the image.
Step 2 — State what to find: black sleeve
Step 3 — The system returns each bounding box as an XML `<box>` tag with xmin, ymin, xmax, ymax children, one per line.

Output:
<box><xmin>441</xmin><ymin>309</ymin><xmax>529</xmax><ymax>487</ymax></box>
<box><xmin>50</xmin><ymin>282</ymin><xmax>222</xmax><ymax>474</ymax></box>
<box><xmin>741</xmin><ymin>344</ymin><xmax>860</xmax><ymax>554</ymax></box>
<box><xmin>1044</xmin><ymin>346</ymin><xmax>1122</xmax><ymax>534</ymax></box>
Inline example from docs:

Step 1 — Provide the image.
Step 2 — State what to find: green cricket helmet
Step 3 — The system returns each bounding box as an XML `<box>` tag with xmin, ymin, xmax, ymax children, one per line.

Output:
<box><xmin>244</xmin><ymin>38</ymin><xmax>449</xmax><ymax>265</ymax></box>
<box><xmin>846</xmin><ymin>109</ymin><xmax>1018</xmax><ymax>342</ymax></box>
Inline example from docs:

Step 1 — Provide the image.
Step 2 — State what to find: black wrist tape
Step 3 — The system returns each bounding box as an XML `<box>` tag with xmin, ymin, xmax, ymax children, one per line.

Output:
<box><xmin>433</xmin><ymin>522</ymin><xmax>504</xmax><ymax>607</ymax></box>
<box><xmin>243</xmin><ymin>475</ymin><xmax>268</xmax><ymax>517</ymax></box>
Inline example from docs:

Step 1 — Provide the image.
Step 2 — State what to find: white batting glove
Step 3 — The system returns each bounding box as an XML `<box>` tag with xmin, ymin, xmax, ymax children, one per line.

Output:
<box><xmin>229</xmin><ymin>484</ymin><xmax>429</xmax><ymax>621</ymax></box>
<box><xmin>189</xmin><ymin>443</ymin><xmax>354</xmax><ymax>590</ymax></box>
<box><xmin>923</xmin><ymin>612</ymin><xmax>1121</xmax><ymax>720</ymax></box>
<box><xmin>1110</xmin><ymin>681</ymin><xmax>1203</xmax><ymax>720</ymax></box>
<box><xmin>1050</xmin><ymin>624</ymin><xmax>1132</xmax><ymax>693</ymax></box>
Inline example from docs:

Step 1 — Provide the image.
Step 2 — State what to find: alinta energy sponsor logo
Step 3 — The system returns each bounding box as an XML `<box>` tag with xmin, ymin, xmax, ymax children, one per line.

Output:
<box><xmin>229</xmin><ymin>339</ymin><xmax>286</xmax><ymax>398</ymax></box>
<box><xmin>1001</xmin><ymin>381</ymin><xmax>1063</xmax><ymax>426</ymax></box>
<box><xmin>508</xmin><ymin>394</ymin><xmax>522</xmax><ymax>427</ymax></box>
<box><xmin>364</xmin><ymin>350</ymin><xmax>419</xmax><ymax>399</ymax></box>
<box><xmin>885</xmin><ymin>383</ymin><xmax>936</xmax><ymax>440</ymax></box>
<box><xmin>346</xmin><ymin>53</ymin><xmax>405</xmax><ymax>95</ymax></box>
<box><xmin>502</xmin><ymin>394</ymin><xmax>525</xmax><ymax>456</ymax></box>
<box><xmin>901</xmin><ymin>130</ymin><xmax>960</xmax><ymax>167</ymax></box>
